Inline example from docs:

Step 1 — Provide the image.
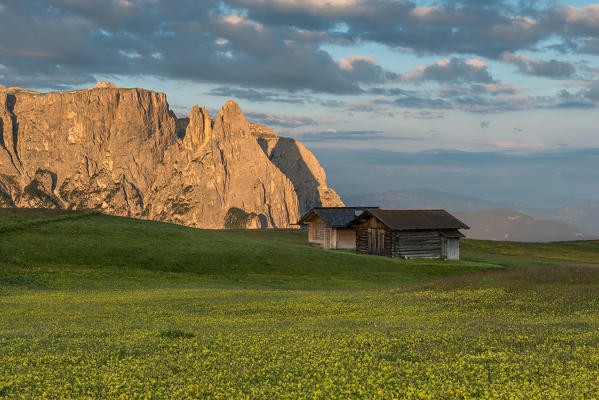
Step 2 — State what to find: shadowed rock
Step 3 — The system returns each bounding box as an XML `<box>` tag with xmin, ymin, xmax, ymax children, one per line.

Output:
<box><xmin>257</xmin><ymin>135</ymin><xmax>344</xmax><ymax>215</ymax></box>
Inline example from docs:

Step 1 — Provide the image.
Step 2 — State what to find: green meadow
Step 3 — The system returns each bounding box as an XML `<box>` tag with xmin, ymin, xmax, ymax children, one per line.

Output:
<box><xmin>1</xmin><ymin>209</ymin><xmax>598</xmax><ymax>399</ymax></box>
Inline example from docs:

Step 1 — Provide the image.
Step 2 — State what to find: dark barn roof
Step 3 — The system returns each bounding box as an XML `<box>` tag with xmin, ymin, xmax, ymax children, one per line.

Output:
<box><xmin>354</xmin><ymin>209</ymin><xmax>469</xmax><ymax>231</ymax></box>
<box><xmin>297</xmin><ymin>207</ymin><xmax>379</xmax><ymax>227</ymax></box>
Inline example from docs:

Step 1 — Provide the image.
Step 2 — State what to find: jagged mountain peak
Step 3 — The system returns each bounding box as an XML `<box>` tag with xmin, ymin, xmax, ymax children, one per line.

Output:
<box><xmin>0</xmin><ymin>85</ymin><xmax>343</xmax><ymax>228</ymax></box>
<box><xmin>213</xmin><ymin>99</ymin><xmax>249</xmax><ymax>139</ymax></box>
<box><xmin>183</xmin><ymin>104</ymin><xmax>212</xmax><ymax>149</ymax></box>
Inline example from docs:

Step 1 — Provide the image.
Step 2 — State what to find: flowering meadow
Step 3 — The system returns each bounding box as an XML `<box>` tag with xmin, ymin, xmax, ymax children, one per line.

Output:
<box><xmin>1</xmin><ymin>210</ymin><xmax>599</xmax><ymax>399</ymax></box>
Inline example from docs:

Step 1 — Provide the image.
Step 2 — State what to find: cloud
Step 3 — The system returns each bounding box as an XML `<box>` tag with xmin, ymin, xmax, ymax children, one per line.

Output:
<box><xmin>296</xmin><ymin>129</ymin><xmax>421</xmax><ymax>142</ymax></box>
<box><xmin>0</xmin><ymin>0</ymin><xmax>597</xmax><ymax>103</ymax></box>
<box><xmin>404</xmin><ymin>58</ymin><xmax>494</xmax><ymax>84</ymax></box>
<box><xmin>0</xmin><ymin>0</ymin><xmax>370</xmax><ymax>93</ymax></box>
<box><xmin>402</xmin><ymin>110</ymin><xmax>445</xmax><ymax>119</ymax></box>
<box><xmin>338</xmin><ymin>54</ymin><xmax>401</xmax><ymax>83</ymax></box>
<box><xmin>206</xmin><ymin>87</ymin><xmax>305</xmax><ymax>104</ymax></box>
<box><xmin>297</xmin><ymin>129</ymin><xmax>386</xmax><ymax>142</ymax></box>
<box><xmin>438</xmin><ymin>83</ymin><xmax>521</xmax><ymax>98</ymax></box>
<box><xmin>575</xmin><ymin>38</ymin><xmax>599</xmax><ymax>55</ymax></box>
<box><xmin>490</xmin><ymin>141</ymin><xmax>545</xmax><ymax>150</ymax></box>
<box><xmin>229</xmin><ymin>1</ymin><xmax>599</xmax><ymax>60</ymax></box>
<box><xmin>550</xmin><ymin>84</ymin><xmax>599</xmax><ymax>109</ymax></box>
<box><xmin>471</xmin><ymin>83</ymin><xmax>521</xmax><ymax>95</ymax></box>
<box><xmin>391</xmin><ymin>80</ymin><xmax>599</xmax><ymax>113</ymax></box>
<box><xmin>560</xmin><ymin>5</ymin><xmax>599</xmax><ymax>28</ymax></box>
<box><xmin>366</xmin><ymin>87</ymin><xmax>412</xmax><ymax>97</ymax></box>
<box><xmin>501</xmin><ymin>52</ymin><xmax>576</xmax><ymax>79</ymax></box>
<box><xmin>244</xmin><ymin>111</ymin><xmax>318</xmax><ymax>128</ymax></box>
<box><xmin>394</xmin><ymin>93</ymin><xmax>451</xmax><ymax>110</ymax></box>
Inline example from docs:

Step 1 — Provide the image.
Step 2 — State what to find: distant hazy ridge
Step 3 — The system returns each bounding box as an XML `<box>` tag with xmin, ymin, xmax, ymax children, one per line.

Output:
<box><xmin>345</xmin><ymin>189</ymin><xmax>598</xmax><ymax>242</ymax></box>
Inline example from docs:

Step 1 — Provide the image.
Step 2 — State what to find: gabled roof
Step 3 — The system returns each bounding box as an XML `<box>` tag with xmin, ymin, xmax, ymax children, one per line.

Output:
<box><xmin>297</xmin><ymin>207</ymin><xmax>379</xmax><ymax>227</ymax></box>
<box><xmin>351</xmin><ymin>209</ymin><xmax>469</xmax><ymax>231</ymax></box>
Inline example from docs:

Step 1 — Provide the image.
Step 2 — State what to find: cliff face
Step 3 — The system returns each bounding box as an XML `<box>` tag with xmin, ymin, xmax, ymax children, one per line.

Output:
<box><xmin>0</xmin><ymin>83</ymin><xmax>343</xmax><ymax>228</ymax></box>
<box><xmin>255</xmin><ymin>128</ymin><xmax>343</xmax><ymax>216</ymax></box>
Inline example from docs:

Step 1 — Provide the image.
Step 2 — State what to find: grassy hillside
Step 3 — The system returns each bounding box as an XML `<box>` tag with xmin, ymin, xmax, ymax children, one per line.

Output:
<box><xmin>0</xmin><ymin>209</ymin><xmax>502</xmax><ymax>291</ymax></box>
<box><xmin>1</xmin><ymin>209</ymin><xmax>599</xmax><ymax>399</ymax></box>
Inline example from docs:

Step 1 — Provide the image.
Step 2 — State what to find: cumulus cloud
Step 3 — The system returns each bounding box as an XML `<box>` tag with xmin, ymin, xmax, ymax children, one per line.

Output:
<box><xmin>244</xmin><ymin>111</ymin><xmax>318</xmax><ymax>128</ymax></box>
<box><xmin>501</xmin><ymin>52</ymin><xmax>576</xmax><ymax>79</ymax></box>
<box><xmin>206</xmin><ymin>87</ymin><xmax>305</xmax><ymax>104</ymax></box>
<box><xmin>560</xmin><ymin>5</ymin><xmax>599</xmax><ymax>28</ymax></box>
<box><xmin>438</xmin><ymin>83</ymin><xmax>521</xmax><ymax>98</ymax></box>
<box><xmin>471</xmin><ymin>83</ymin><xmax>521</xmax><ymax>95</ymax></box>
<box><xmin>0</xmin><ymin>0</ymin><xmax>597</xmax><ymax>106</ymax></box>
<box><xmin>0</xmin><ymin>0</ymin><xmax>376</xmax><ymax>93</ymax></box>
<box><xmin>404</xmin><ymin>58</ymin><xmax>494</xmax><ymax>84</ymax></box>
<box><xmin>297</xmin><ymin>129</ymin><xmax>386</xmax><ymax>142</ymax></box>
<box><xmin>391</xmin><ymin>80</ymin><xmax>598</xmax><ymax>113</ymax></box>
<box><xmin>296</xmin><ymin>129</ymin><xmax>421</xmax><ymax>142</ymax></box>
<box><xmin>338</xmin><ymin>55</ymin><xmax>401</xmax><ymax>83</ymax></box>
<box><xmin>552</xmin><ymin>83</ymin><xmax>599</xmax><ymax>109</ymax></box>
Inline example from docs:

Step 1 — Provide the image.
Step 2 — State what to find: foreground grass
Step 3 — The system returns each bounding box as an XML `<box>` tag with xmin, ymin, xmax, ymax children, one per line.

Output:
<box><xmin>1</xmin><ymin>209</ymin><xmax>599</xmax><ymax>399</ymax></box>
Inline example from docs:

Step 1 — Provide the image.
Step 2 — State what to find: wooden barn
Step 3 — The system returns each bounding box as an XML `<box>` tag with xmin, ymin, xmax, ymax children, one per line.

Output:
<box><xmin>349</xmin><ymin>209</ymin><xmax>469</xmax><ymax>260</ymax></box>
<box><xmin>297</xmin><ymin>207</ymin><xmax>378</xmax><ymax>249</ymax></box>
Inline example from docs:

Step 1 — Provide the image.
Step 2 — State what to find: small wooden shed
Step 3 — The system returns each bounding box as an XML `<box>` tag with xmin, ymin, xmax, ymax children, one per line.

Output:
<box><xmin>349</xmin><ymin>209</ymin><xmax>469</xmax><ymax>260</ymax></box>
<box><xmin>297</xmin><ymin>207</ymin><xmax>378</xmax><ymax>249</ymax></box>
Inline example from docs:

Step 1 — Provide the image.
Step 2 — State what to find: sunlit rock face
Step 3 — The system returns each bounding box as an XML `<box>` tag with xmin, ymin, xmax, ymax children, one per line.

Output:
<box><xmin>0</xmin><ymin>83</ymin><xmax>343</xmax><ymax>228</ymax></box>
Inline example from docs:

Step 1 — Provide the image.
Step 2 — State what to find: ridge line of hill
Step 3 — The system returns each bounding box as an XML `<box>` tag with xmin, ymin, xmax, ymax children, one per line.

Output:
<box><xmin>0</xmin><ymin>209</ymin><xmax>100</xmax><ymax>233</ymax></box>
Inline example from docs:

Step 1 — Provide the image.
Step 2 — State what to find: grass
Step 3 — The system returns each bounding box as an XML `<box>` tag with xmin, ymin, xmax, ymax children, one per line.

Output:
<box><xmin>1</xmin><ymin>208</ymin><xmax>599</xmax><ymax>399</ymax></box>
<box><xmin>0</xmin><ymin>209</ymin><xmax>499</xmax><ymax>291</ymax></box>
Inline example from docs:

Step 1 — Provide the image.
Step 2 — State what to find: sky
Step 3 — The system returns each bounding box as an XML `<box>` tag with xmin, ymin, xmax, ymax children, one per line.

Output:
<box><xmin>1</xmin><ymin>0</ymin><xmax>599</xmax><ymax>207</ymax></box>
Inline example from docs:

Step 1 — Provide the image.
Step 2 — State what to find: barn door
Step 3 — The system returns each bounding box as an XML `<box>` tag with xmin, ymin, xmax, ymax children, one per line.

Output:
<box><xmin>368</xmin><ymin>228</ymin><xmax>385</xmax><ymax>255</ymax></box>
<box><xmin>324</xmin><ymin>228</ymin><xmax>331</xmax><ymax>249</ymax></box>
<box><xmin>368</xmin><ymin>229</ymin><xmax>376</xmax><ymax>255</ymax></box>
<box><xmin>446</xmin><ymin>239</ymin><xmax>459</xmax><ymax>260</ymax></box>
<box><xmin>377</xmin><ymin>230</ymin><xmax>385</xmax><ymax>255</ymax></box>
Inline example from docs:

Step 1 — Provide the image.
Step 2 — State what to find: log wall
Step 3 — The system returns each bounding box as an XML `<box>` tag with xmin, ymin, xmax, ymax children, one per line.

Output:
<box><xmin>355</xmin><ymin>216</ymin><xmax>451</xmax><ymax>259</ymax></box>
<box><xmin>355</xmin><ymin>219</ymin><xmax>393</xmax><ymax>256</ymax></box>
<box><xmin>394</xmin><ymin>230</ymin><xmax>442</xmax><ymax>259</ymax></box>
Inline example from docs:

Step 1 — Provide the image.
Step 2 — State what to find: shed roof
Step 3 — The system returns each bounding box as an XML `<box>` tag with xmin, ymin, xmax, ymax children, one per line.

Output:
<box><xmin>353</xmin><ymin>209</ymin><xmax>469</xmax><ymax>231</ymax></box>
<box><xmin>297</xmin><ymin>207</ymin><xmax>379</xmax><ymax>227</ymax></box>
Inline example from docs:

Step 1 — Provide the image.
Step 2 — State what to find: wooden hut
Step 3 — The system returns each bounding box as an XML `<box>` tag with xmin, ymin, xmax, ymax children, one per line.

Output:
<box><xmin>349</xmin><ymin>209</ymin><xmax>469</xmax><ymax>260</ymax></box>
<box><xmin>297</xmin><ymin>207</ymin><xmax>378</xmax><ymax>249</ymax></box>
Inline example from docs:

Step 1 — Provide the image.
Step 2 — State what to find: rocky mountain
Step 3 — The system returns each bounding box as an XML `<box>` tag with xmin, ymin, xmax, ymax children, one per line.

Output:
<box><xmin>255</xmin><ymin>127</ymin><xmax>343</xmax><ymax>215</ymax></box>
<box><xmin>0</xmin><ymin>82</ymin><xmax>343</xmax><ymax>228</ymax></box>
<box><xmin>454</xmin><ymin>210</ymin><xmax>596</xmax><ymax>242</ymax></box>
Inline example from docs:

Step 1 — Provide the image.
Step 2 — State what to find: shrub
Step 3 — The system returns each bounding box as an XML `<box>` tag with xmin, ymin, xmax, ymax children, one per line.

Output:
<box><xmin>224</xmin><ymin>207</ymin><xmax>257</xmax><ymax>229</ymax></box>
